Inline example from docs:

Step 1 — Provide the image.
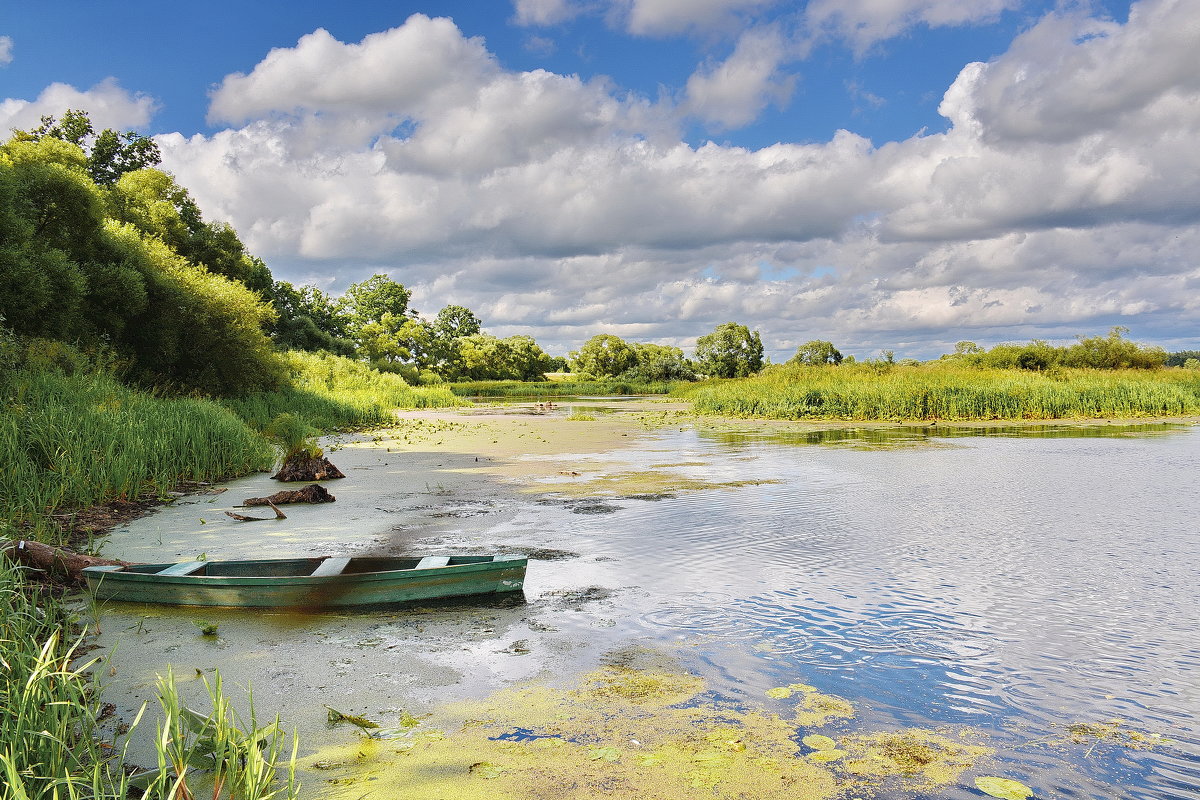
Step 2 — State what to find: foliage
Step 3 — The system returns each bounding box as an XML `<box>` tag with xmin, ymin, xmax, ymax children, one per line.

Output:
<box><xmin>458</xmin><ymin>333</ymin><xmax>554</xmax><ymax>381</ymax></box>
<box><xmin>13</xmin><ymin>108</ymin><xmax>161</xmax><ymax>186</ymax></box>
<box><xmin>448</xmin><ymin>379</ymin><xmax>677</xmax><ymax>397</ymax></box>
<box><xmin>0</xmin><ymin>133</ymin><xmax>285</xmax><ymax>395</ymax></box>
<box><xmin>1166</xmin><ymin>350</ymin><xmax>1200</xmax><ymax>367</ymax></box>
<box><xmin>789</xmin><ymin>340</ymin><xmax>843</xmax><ymax>366</ymax></box>
<box><xmin>224</xmin><ymin>350</ymin><xmax>461</xmax><ymax>433</ymax></box>
<box><xmin>268</xmin><ymin>281</ymin><xmax>355</xmax><ymax>355</ymax></box>
<box><xmin>949</xmin><ymin>328</ymin><xmax>1167</xmax><ymax>371</ymax></box>
<box><xmin>344</xmin><ymin>274</ymin><xmax>413</xmax><ymax>331</ymax></box>
<box><xmin>684</xmin><ymin>362</ymin><xmax>1200</xmax><ymax>421</ymax></box>
<box><xmin>570</xmin><ymin>334</ymin><xmax>640</xmax><ymax>378</ymax></box>
<box><xmin>694</xmin><ymin>322</ymin><xmax>764</xmax><ymax>379</ymax></box>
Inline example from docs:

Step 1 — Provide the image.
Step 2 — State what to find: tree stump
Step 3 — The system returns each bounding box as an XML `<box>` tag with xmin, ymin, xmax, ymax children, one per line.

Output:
<box><xmin>243</xmin><ymin>484</ymin><xmax>336</xmax><ymax>506</ymax></box>
<box><xmin>272</xmin><ymin>454</ymin><xmax>346</xmax><ymax>482</ymax></box>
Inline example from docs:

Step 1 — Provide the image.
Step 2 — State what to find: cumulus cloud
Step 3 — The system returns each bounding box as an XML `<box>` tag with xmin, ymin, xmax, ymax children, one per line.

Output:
<box><xmin>614</xmin><ymin>0</ymin><xmax>781</xmax><ymax>36</ymax></box>
<box><xmin>684</xmin><ymin>25</ymin><xmax>795</xmax><ymax>129</ymax></box>
<box><xmin>0</xmin><ymin>36</ymin><xmax>13</xmax><ymax>66</ymax></box>
<box><xmin>144</xmin><ymin>2</ymin><xmax>1200</xmax><ymax>358</ymax></box>
<box><xmin>0</xmin><ymin>77</ymin><xmax>156</xmax><ymax>133</ymax></box>
<box><xmin>805</xmin><ymin>0</ymin><xmax>1018</xmax><ymax>53</ymax></box>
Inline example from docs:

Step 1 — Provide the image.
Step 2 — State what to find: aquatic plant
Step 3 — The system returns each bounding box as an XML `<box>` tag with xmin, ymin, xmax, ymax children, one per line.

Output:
<box><xmin>683</xmin><ymin>363</ymin><xmax>1200</xmax><ymax>421</ymax></box>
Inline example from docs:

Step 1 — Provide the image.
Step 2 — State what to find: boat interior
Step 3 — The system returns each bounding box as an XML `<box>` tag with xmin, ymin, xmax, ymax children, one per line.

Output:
<box><xmin>117</xmin><ymin>555</ymin><xmax>506</xmax><ymax>578</ymax></box>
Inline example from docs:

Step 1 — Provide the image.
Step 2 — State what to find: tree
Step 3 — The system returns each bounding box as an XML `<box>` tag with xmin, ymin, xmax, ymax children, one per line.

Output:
<box><xmin>458</xmin><ymin>334</ymin><xmax>552</xmax><ymax>380</ymax></box>
<box><xmin>433</xmin><ymin>305</ymin><xmax>481</xmax><ymax>340</ymax></box>
<box><xmin>789</xmin><ymin>340</ymin><xmax>843</xmax><ymax>366</ymax></box>
<box><xmin>344</xmin><ymin>275</ymin><xmax>412</xmax><ymax>331</ymax></box>
<box><xmin>621</xmin><ymin>343</ymin><xmax>696</xmax><ymax>381</ymax></box>
<box><xmin>269</xmin><ymin>281</ymin><xmax>355</xmax><ymax>355</ymax></box>
<box><xmin>15</xmin><ymin>109</ymin><xmax>161</xmax><ymax>186</ymax></box>
<box><xmin>694</xmin><ymin>322</ymin><xmax>763</xmax><ymax>378</ymax></box>
<box><xmin>570</xmin><ymin>334</ymin><xmax>639</xmax><ymax>378</ymax></box>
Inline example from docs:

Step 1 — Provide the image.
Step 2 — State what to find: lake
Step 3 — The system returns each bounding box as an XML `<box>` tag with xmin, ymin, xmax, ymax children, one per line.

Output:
<box><xmin>93</xmin><ymin>407</ymin><xmax>1200</xmax><ymax>799</ymax></box>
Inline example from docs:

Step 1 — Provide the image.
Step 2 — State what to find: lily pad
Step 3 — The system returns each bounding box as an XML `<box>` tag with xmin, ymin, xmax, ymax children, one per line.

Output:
<box><xmin>975</xmin><ymin>776</ymin><xmax>1034</xmax><ymax>799</ymax></box>
<box><xmin>802</xmin><ymin>734</ymin><xmax>838</xmax><ymax>751</ymax></box>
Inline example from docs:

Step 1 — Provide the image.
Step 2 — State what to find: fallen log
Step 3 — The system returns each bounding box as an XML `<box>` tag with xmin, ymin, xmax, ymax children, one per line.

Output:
<box><xmin>243</xmin><ymin>484</ymin><xmax>335</xmax><ymax>506</ymax></box>
<box><xmin>225</xmin><ymin>501</ymin><xmax>287</xmax><ymax>522</ymax></box>
<box><xmin>272</xmin><ymin>453</ymin><xmax>346</xmax><ymax>482</ymax></box>
<box><xmin>1</xmin><ymin>539</ymin><xmax>130</xmax><ymax>586</ymax></box>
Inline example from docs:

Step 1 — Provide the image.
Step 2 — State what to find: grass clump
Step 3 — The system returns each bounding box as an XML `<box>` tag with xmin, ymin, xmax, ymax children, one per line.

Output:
<box><xmin>685</xmin><ymin>364</ymin><xmax>1200</xmax><ymax>421</ymax></box>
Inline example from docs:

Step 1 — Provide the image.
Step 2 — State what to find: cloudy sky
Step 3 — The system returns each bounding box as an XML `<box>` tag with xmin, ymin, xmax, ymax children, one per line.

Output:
<box><xmin>4</xmin><ymin>0</ymin><xmax>1199</xmax><ymax>360</ymax></box>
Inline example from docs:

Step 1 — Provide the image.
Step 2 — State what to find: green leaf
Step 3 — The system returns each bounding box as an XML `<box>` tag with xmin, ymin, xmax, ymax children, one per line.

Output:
<box><xmin>975</xmin><ymin>776</ymin><xmax>1034</xmax><ymax>800</ymax></box>
<box><xmin>802</xmin><ymin>734</ymin><xmax>837</xmax><ymax>751</ymax></box>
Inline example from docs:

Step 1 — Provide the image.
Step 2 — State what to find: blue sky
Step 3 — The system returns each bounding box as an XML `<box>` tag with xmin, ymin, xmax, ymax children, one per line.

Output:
<box><xmin>3</xmin><ymin>0</ymin><xmax>1197</xmax><ymax>360</ymax></box>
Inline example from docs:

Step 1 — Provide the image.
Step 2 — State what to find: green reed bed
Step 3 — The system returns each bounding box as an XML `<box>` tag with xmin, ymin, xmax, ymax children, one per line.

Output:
<box><xmin>0</xmin><ymin>557</ymin><xmax>136</xmax><ymax>800</ymax></box>
<box><xmin>686</xmin><ymin>365</ymin><xmax>1200</xmax><ymax>421</ymax></box>
<box><xmin>1</xmin><ymin>368</ymin><xmax>275</xmax><ymax>542</ymax></box>
<box><xmin>225</xmin><ymin>350</ymin><xmax>462</xmax><ymax>431</ymax></box>
<box><xmin>449</xmin><ymin>379</ymin><xmax>677</xmax><ymax>398</ymax></box>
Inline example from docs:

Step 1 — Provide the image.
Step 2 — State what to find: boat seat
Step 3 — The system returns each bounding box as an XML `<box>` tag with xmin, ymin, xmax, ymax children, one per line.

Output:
<box><xmin>157</xmin><ymin>561</ymin><xmax>206</xmax><ymax>577</ymax></box>
<box><xmin>311</xmin><ymin>557</ymin><xmax>352</xmax><ymax>577</ymax></box>
<box><xmin>416</xmin><ymin>556</ymin><xmax>451</xmax><ymax>569</ymax></box>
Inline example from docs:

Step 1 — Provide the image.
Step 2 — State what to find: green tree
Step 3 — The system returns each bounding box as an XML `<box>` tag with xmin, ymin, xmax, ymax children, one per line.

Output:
<box><xmin>570</xmin><ymin>334</ymin><xmax>639</xmax><ymax>378</ymax></box>
<box><xmin>694</xmin><ymin>322</ymin><xmax>764</xmax><ymax>378</ymax></box>
<box><xmin>789</xmin><ymin>340</ymin><xmax>843</xmax><ymax>366</ymax></box>
<box><xmin>269</xmin><ymin>281</ymin><xmax>355</xmax><ymax>355</ymax></box>
<box><xmin>433</xmin><ymin>305</ymin><xmax>481</xmax><ymax>340</ymax></box>
<box><xmin>344</xmin><ymin>275</ymin><xmax>412</xmax><ymax>330</ymax></box>
<box><xmin>621</xmin><ymin>342</ymin><xmax>696</xmax><ymax>381</ymax></box>
<box><xmin>16</xmin><ymin>109</ymin><xmax>161</xmax><ymax>186</ymax></box>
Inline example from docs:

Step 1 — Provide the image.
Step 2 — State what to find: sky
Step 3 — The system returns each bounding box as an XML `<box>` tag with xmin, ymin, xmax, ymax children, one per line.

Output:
<box><xmin>3</xmin><ymin>0</ymin><xmax>1198</xmax><ymax>360</ymax></box>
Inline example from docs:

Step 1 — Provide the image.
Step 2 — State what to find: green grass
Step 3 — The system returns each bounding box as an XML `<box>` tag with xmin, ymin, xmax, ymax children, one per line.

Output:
<box><xmin>1</xmin><ymin>367</ymin><xmax>275</xmax><ymax>542</ymax></box>
<box><xmin>225</xmin><ymin>350</ymin><xmax>463</xmax><ymax>431</ymax></box>
<box><xmin>0</xmin><ymin>557</ymin><xmax>136</xmax><ymax>799</ymax></box>
<box><xmin>684</xmin><ymin>364</ymin><xmax>1200</xmax><ymax>421</ymax></box>
<box><xmin>448</xmin><ymin>379</ymin><xmax>678</xmax><ymax>397</ymax></box>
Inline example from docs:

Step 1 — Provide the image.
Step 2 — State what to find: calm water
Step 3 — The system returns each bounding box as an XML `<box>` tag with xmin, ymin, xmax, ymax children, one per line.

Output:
<box><xmin>97</xmin><ymin>418</ymin><xmax>1200</xmax><ymax>799</ymax></box>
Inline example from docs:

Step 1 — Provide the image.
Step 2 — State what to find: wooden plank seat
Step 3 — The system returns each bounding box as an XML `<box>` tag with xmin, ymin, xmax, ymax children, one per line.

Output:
<box><xmin>157</xmin><ymin>561</ymin><xmax>206</xmax><ymax>577</ymax></box>
<box><xmin>416</xmin><ymin>556</ymin><xmax>451</xmax><ymax>569</ymax></box>
<box><xmin>311</xmin><ymin>557</ymin><xmax>352</xmax><ymax>577</ymax></box>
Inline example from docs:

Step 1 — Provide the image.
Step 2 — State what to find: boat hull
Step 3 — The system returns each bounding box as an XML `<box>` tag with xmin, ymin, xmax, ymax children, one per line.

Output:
<box><xmin>82</xmin><ymin>555</ymin><xmax>526</xmax><ymax>608</ymax></box>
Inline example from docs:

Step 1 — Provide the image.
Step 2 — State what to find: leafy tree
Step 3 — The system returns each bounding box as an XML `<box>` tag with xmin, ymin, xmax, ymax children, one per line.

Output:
<box><xmin>459</xmin><ymin>334</ymin><xmax>553</xmax><ymax>381</ymax></box>
<box><xmin>620</xmin><ymin>342</ymin><xmax>696</xmax><ymax>381</ymax></box>
<box><xmin>1061</xmin><ymin>327</ymin><xmax>1166</xmax><ymax>369</ymax></box>
<box><xmin>954</xmin><ymin>341</ymin><xmax>983</xmax><ymax>355</ymax></box>
<box><xmin>789</xmin><ymin>340</ymin><xmax>843</xmax><ymax>366</ymax></box>
<box><xmin>344</xmin><ymin>274</ymin><xmax>412</xmax><ymax>331</ymax></box>
<box><xmin>269</xmin><ymin>281</ymin><xmax>355</xmax><ymax>355</ymax></box>
<box><xmin>433</xmin><ymin>305</ymin><xmax>481</xmax><ymax>340</ymax></box>
<box><xmin>694</xmin><ymin>322</ymin><xmax>764</xmax><ymax>378</ymax></box>
<box><xmin>1167</xmin><ymin>350</ymin><xmax>1200</xmax><ymax>367</ymax></box>
<box><xmin>15</xmin><ymin>109</ymin><xmax>161</xmax><ymax>186</ymax></box>
<box><xmin>570</xmin><ymin>334</ymin><xmax>639</xmax><ymax>378</ymax></box>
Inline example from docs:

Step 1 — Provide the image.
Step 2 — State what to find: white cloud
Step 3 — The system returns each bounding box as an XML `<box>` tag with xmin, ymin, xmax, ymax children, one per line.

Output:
<box><xmin>805</xmin><ymin>0</ymin><xmax>1018</xmax><ymax>53</ymax></box>
<box><xmin>0</xmin><ymin>77</ymin><xmax>156</xmax><ymax>133</ymax></box>
<box><xmin>615</xmin><ymin>0</ymin><xmax>781</xmax><ymax>36</ymax></box>
<box><xmin>0</xmin><ymin>36</ymin><xmax>13</xmax><ymax>66</ymax></box>
<box><xmin>143</xmin><ymin>2</ymin><xmax>1200</xmax><ymax>358</ymax></box>
<box><xmin>512</xmin><ymin>0</ymin><xmax>579</xmax><ymax>26</ymax></box>
<box><xmin>684</xmin><ymin>26</ymin><xmax>795</xmax><ymax>129</ymax></box>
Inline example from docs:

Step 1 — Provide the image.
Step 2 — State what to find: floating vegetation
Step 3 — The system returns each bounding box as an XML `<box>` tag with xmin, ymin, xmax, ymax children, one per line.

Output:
<box><xmin>976</xmin><ymin>775</ymin><xmax>1035</xmax><ymax>799</ymax></box>
<box><xmin>535</xmin><ymin>469</ymin><xmax>779</xmax><ymax>499</ymax></box>
<box><xmin>793</xmin><ymin>690</ymin><xmax>856</xmax><ymax>726</ymax></box>
<box><xmin>304</xmin><ymin>660</ymin><xmax>993</xmax><ymax>800</ymax></box>
<box><xmin>194</xmin><ymin>620</ymin><xmax>219</xmax><ymax>636</ymax></box>
<box><xmin>325</xmin><ymin>707</ymin><xmax>381</xmax><ymax>730</ymax></box>
<box><xmin>1064</xmin><ymin>719</ymin><xmax>1167</xmax><ymax>750</ymax></box>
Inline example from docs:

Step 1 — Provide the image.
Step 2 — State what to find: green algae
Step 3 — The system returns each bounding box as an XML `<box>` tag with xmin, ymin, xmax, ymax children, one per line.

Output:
<box><xmin>302</xmin><ymin>661</ymin><xmax>994</xmax><ymax>800</ymax></box>
<box><xmin>537</xmin><ymin>469</ymin><xmax>780</xmax><ymax>499</ymax></box>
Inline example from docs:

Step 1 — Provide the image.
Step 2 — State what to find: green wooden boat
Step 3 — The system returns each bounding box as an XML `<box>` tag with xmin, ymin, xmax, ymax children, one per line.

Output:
<box><xmin>82</xmin><ymin>555</ymin><xmax>526</xmax><ymax>608</ymax></box>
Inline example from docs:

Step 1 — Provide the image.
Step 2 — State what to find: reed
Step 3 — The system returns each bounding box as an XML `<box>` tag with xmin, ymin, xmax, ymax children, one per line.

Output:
<box><xmin>1</xmin><ymin>368</ymin><xmax>275</xmax><ymax>542</ymax></box>
<box><xmin>685</xmin><ymin>364</ymin><xmax>1200</xmax><ymax>421</ymax></box>
<box><xmin>224</xmin><ymin>350</ymin><xmax>462</xmax><ymax>431</ymax></box>
<box><xmin>0</xmin><ymin>557</ymin><xmax>138</xmax><ymax>800</ymax></box>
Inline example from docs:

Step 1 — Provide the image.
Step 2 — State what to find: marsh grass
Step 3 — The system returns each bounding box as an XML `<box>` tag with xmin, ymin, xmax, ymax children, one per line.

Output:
<box><xmin>1</xmin><ymin>368</ymin><xmax>275</xmax><ymax>541</ymax></box>
<box><xmin>685</xmin><ymin>364</ymin><xmax>1200</xmax><ymax>421</ymax></box>
<box><xmin>0</xmin><ymin>557</ymin><xmax>139</xmax><ymax>800</ymax></box>
<box><xmin>449</xmin><ymin>379</ymin><xmax>677</xmax><ymax>398</ymax></box>
<box><xmin>225</xmin><ymin>351</ymin><xmax>462</xmax><ymax>432</ymax></box>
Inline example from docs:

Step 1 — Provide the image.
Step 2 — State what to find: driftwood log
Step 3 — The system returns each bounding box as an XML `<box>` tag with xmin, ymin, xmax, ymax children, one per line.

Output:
<box><xmin>243</xmin><ymin>484</ymin><xmax>335</xmax><ymax>506</ymax></box>
<box><xmin>1</xmin><ymin>539</ymin><xmax>129</xmax><ymax>586</ymax></box>
<box><xmin>272</xmin><ymin>454</ymin><xmax>346</xmax><ymax>482</ymax></box>
<box><xmin>225</xmin><ymin>501</ymin><xmax>287</xmax><ymax>522</ymax></box>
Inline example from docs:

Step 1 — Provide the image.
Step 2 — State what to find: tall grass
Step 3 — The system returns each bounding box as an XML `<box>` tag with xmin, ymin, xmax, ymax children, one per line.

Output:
<box><xmin>1</xmin><ymin>368</ymin><xmax>275</xmax><ymax>542</ymax></box>
<box><xmin>0</xmin><ymin>557</ymin><xmax>137</xmax><ymax>800</ymax></box>
<box><xmin>685</xmin><ymin>364</ymin><xmax>1200</xmax><ymax>421</ymax></box>
<box><xmin>225</xmin><ymin>350</ymin><xmax>462</xmax><ymax>431</ymax></box>
<box><xmin>449</xmin><ymin>378</ymin><xmax>678</xmax><ymax>398</ymax></box>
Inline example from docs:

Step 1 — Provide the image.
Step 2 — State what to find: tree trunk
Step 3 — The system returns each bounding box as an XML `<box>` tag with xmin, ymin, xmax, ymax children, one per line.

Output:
<box><xmin>272</xmin><ymin>454</ymin><xmax>346</xmax><ymax>482</ymax></box>
<box><xmin>1</xmin><ymin>539</ymin><xmax>129</xmax><ymax>586</ymax></box>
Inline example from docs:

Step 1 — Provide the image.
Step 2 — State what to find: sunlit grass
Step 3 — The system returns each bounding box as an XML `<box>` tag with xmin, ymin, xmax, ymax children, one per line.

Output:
<box><xmin>449</xmin><ymin>379</ymin><xmax>678</xmax><ymax>397</ymax></box>
<box><xmin>683</xmin><ymin>364</ymin><xmax>1200</xmax><ymax>421</ymax></box>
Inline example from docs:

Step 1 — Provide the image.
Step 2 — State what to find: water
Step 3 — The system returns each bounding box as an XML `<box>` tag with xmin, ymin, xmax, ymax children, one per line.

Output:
<box><xmin>94</xmin><ymin>414</ymin><xmax>1200</xmax><ymax>798</ymax></box>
